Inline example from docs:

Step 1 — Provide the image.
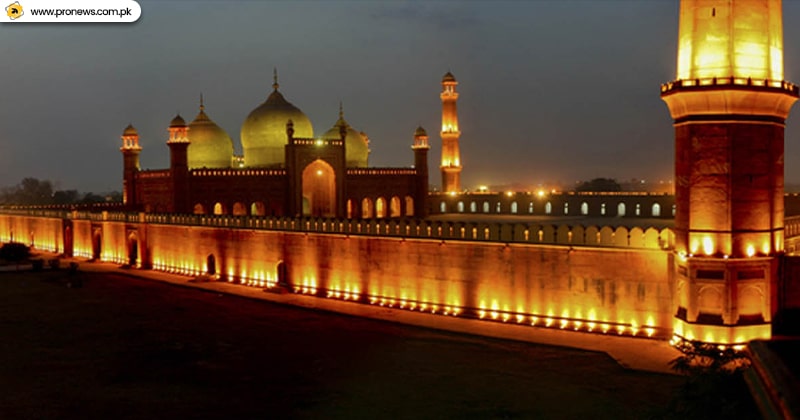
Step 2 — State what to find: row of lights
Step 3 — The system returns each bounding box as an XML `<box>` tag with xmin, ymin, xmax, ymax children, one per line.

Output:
<box><xmin>476</xmin><ymin>308</ymin><xmax>656</xmax><ymax>338</ymax></box>
<box><xmin>285</xmin><ymin>283</ymin><xmax>658</xmax><ymax>339</ymax></box>
<box><xmin>96</xmin><ymin>257</ymin><xmax>664</xmax><ymax>342</ymax></box>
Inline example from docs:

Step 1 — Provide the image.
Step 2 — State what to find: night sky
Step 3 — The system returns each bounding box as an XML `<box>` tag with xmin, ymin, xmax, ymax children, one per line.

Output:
<box><xmin>3</xmin><ymin>0</ymin><xmax>800</xmax><ymax>193</ymax></box>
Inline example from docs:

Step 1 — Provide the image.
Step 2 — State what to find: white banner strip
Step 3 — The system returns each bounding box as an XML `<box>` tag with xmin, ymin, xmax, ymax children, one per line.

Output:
<box><xmin>4</xmin><ymin>0</ymin><xmax>141</xmax><ymax>23</ymax></box>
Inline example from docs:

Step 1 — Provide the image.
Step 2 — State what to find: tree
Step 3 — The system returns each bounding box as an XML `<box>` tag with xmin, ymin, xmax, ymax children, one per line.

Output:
<box><xmin>53</xmin><ymin>190</ymin><xmax>80</xmax><ymax>205</ymax></box>
<box><xmin>0</xmin><ymin>242</ymin><xmax>31</xmax><ymax>269</ymax></box>
<box><xmin>575</xmin><ymin>178</ymin><xmax>621</xmax><ymax>192</ymax></box>
<box><xmin>661</xmin><ymin>341</ymin><xmax>758</xmax><ymax>419</ymax></box>
<box><xmin>1</xmin><ymin>178</ymin><xmax>53</xmax><ymax>205</ymax></box>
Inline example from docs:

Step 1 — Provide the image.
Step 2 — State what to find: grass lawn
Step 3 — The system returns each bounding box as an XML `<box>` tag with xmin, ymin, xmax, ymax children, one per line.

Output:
<box><xmin>0</xmin><ymin>269</ymin><xmax>684</xmax><ymax>419</ymax></box>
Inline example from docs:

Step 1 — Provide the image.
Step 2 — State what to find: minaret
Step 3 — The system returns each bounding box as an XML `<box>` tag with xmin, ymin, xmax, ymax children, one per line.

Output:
<box><xmin>120</xmin><ymin>124</ymin><xmax>142</xmax><ymax>208</ymax></box>
<box><xmin>412</xmin><ymin>126</ymin><xmax>430</xmax><ymax>217</ymax></box>
<box><xmin>661</xmin><ymin>0</ymin><xmax>798</xmax><ymax>345</ymax></box>
<box><xmin>167</xmin><ymin>109</ymin><xmax>190</xmax><ymax>214</ymax></box>
<box><xmin>440</xmin><ymin>71</ymin><xmax>462</xmax><ymax>193</ymax></box>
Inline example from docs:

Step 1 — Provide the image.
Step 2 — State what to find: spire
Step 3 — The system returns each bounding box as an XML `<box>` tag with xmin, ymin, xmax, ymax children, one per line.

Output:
<box><xmin>272</xmin><ymin>67</ymin><xmax>279</xmax><ymax>91</ymax></box>
<box><xmin>199</xmin><ymin>93</ymin><xmax>205</xmax><ymax>112</ymax></box>
<box><xmin>339</xmin><ymin>101</ymin><xmax>344</xmax><ymax>119</ymax></box>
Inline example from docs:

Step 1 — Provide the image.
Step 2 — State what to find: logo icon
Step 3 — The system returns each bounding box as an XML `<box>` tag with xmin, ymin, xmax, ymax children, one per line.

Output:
<box><xmin>5</xmin><ymin>1</ymin><xmax>23</xmax><ymax>19</ymax></box>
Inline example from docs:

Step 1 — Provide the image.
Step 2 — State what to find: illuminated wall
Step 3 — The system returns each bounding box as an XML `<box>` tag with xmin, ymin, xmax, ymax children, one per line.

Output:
<box><xmin>0</xmin><ymin>214</ymin><xmax>63</xmax><ymax>254</ymax></box>
<box><xmin>144</xmin><ymin>223</ymin><xmax>673</xmax><ymax>336</ymax></box>
<box><xmin>0</xmin><ymin>212</ymin><xmax>674</xmax><ymax>339</ymax></box>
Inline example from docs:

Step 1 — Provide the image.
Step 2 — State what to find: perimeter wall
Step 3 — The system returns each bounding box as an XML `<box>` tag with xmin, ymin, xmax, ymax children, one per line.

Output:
<box><xmin>0</xmin><ymin>211</ymin><xmax>675</xmax><ymax>337</ymax></box>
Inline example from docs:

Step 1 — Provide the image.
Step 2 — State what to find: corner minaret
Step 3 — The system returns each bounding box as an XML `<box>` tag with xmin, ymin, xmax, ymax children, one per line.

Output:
<box><xmin>661</xmin><ymin>0</ymin><xmax>798</xmax><ymax>345</ymax></box>
<box><xmin>412</xmin><ymin>126</ymin><xmax>430</xmax><ymax>217</ymax></box>
<box><xmin>167</xmin><ymin>111</ymin><xmax>190</xmax><ymax>214</ymax></box>
<box><xmin>440</xmin><ymin>71</ymin><xmax>462</xmax><ymax>193</ymax></box>
<box><xmin>120</xmin><ymin>124</ymin><xmax>142</xmax><ymax>208</ymax></box>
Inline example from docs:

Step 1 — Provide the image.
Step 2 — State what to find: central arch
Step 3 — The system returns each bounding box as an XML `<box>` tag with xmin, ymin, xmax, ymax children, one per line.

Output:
<box><xmin>302</xmin><ymin>159</ymin><xmax>336</xmax><ymax>217</ymax></box>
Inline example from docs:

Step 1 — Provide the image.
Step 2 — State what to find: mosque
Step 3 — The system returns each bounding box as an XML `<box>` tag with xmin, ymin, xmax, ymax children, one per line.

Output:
<box><xmin>118</xmin><ymin>70</ymin><xmax>458</xmax><ymax>219</ymax></box>
<box><xmin>4</xmin><ymin>0</ymin><xmax>800</xmax><ymax>358</ymax></box>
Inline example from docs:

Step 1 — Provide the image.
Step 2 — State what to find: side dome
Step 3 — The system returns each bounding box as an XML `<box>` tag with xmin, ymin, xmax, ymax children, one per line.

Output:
<box><xmin>322</xmin><ymin>106</ymin><xmax>369</xmax><ymax>168</ymax></box>
<box><xmin>187</xmin><ymin>101</ymin><xmax>234</xmax><ymax>169</ymax></box>
<box><xmin>122</xmin><ymin>124</ymin><xmax>138</xmax><ymax>136</ymax></box>
<box><xmin>240</xmin><ymin>76</ymin><xmax>313</xmax><ymax>167</ymax></box>
<box><xmin>169</xmin><ymin>114</ymin><xmax>186</xmax><ymax>128</ymax></box>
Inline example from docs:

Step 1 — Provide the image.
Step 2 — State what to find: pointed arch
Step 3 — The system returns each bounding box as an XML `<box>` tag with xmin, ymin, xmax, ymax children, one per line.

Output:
<box><xmin>250</xmin><ymin>201</ymin><xmax>266</xmax><ymax>216</ymax></box>
<box><xmin>193</xmin><ymin>203</ymin><xmax>205</xmax><ymax>215</ymax></box>
<box><xmin>302</xmin><ymin>159</ymin><xmax>336</xmax><ymax>217</ymax></box>
<box><xmin>405</xmin><ymin>196</ymin><xmax>414</xmax><ymax>217</ymax></box>
<box><xmin>213</xmin><ymin>202</ymin><xmax>225</xmax><ymax>215</ymax></box>
<box><xmin>390</xmin><ymin>196</ymin><xmax>402</xmax><ymax>217</ymax></box>
<box><xmin>232</xmin><ymin>202</ymin><xmax>247</xmax><ymax>216</ymax></box>
<box><xmin>652</xmin><ymin>203</ymin><xmax>661</xmax><ymax>217</ymax></box>
<box><xmin>376</xmin><ymin>197</ymin><xmax>387</xmax><ymax>218</ymax></box>
<box><xmin>362</xmin><ymin>198</ymin><xmax>373</xmax><ymax>218</ymax></box>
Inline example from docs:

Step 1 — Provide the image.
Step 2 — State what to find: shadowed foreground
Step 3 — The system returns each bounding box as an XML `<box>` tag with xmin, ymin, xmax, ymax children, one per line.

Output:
<box><xmin>0</xmin><ymin>271</ymin><xmax>681</xmax><ymax>418</ymax></box>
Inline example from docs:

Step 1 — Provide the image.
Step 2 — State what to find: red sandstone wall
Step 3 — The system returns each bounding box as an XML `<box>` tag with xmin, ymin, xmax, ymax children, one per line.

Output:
<box><xmin>0</xmin><ymin>213</ymin><xmax>674</xmax><ymax>335</ymax></box>
<box><xmin>0</xmin><ymin>215</ymin><xmax>63</xmax><ymax>253</ymax></box>
<box><xmin>142</xmin><ymin>223</ymin><xmax>673</xmax><ymax>334</ymax></box>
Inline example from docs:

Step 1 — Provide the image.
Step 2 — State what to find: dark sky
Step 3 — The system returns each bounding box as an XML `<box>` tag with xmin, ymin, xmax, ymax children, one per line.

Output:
<box><xmin>3</xmin><ymin>0</ymin><xmax>800</xmax><ymax>193</ymax></box>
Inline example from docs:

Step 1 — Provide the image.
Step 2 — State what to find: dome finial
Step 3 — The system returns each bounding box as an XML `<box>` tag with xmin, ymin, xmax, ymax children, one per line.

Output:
<box><xmin>199</xmin><ymin>93</ymin><xmax>205</xmax><ymax>112</ymax></box>
<box><xmin>272</xmin><ymin>67</ymin><xmax>279</xmax><ymax>91</ymax></box>
<box><xmin>339</xmin><ymin>101</ymin><xmax>344</xmax><ymax>119</ymax></box>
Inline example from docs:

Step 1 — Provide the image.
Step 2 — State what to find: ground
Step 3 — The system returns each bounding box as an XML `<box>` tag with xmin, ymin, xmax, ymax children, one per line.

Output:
<box><xmin>0</xmin><ymin>269</ymin><xmax>683</xmax><ymax>419</ymax></box>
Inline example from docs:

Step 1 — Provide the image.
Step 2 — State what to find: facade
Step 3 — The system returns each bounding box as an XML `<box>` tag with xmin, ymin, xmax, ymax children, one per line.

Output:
<box><xmin>121</xmin><ymin>72</ymin><xmax>431</xmax><ymax>219</ymax></box>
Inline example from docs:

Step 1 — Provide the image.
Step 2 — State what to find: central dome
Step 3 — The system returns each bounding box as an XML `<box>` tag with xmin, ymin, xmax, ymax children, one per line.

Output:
<box><xmin>240</xmin><ymin>78</ymin><xmax>313</xmax><ymax>167</ymax></box>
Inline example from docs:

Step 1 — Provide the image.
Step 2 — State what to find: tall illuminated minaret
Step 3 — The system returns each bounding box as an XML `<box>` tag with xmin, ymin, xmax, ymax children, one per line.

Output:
<box><xmin>120</xmin><ymin>124</ymin><xmax>142</xmax><ymax>207</ymax></box>
<box><xmin>661</xmin><ymin>0</ymin><xmax>798</xmax><ymax>345</ymax></box>
<box><xmin>440</xmin><ymin>71</ymin><xmax>462</xmax><ymax>193</ymax></box>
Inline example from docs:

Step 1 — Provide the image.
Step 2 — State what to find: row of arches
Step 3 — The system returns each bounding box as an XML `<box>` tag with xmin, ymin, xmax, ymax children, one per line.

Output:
<box><xmin>191</xmin><ymin>196</ymin><xmax>417</xmax><ymax>219</ymax></box>
<box><xmin>194</xmin><ymin>201</ymin><xmax>268</xmax><ymax>217</ymax></box>
<box><xmin>348</xmin><ymin>196</ymin><xmax>415</xmax><ymax>219</ymax></box>
<box><xmin>440</xmin><ymin>200</ymin><xmax>674</xmax><ymax>218</ymax></box>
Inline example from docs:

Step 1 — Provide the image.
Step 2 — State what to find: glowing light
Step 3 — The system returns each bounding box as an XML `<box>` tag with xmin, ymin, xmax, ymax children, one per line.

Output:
<box><xmin>702</xmin><ymin>237</ymin><xmax>714</xmax><ymax>256</ymax></box>
<box><xmin>530</xmin><ymin>316</ymin><xmax>538</xmax><ymax>326</ymax></box>
<box><xmin>536</xmin><ymin>190</ymin><xmax>545</xmax><ymax>198</ymax></box>
<box><xmin>746</xmin><ymin>244</ymin><xmax>756</xmax><ymax>257</ymax></box>
<box><xmin>761</xmin><ymin>242</ymin><xmax>770</xmax><ymax>255</ymax></box>
<box><xmin>676</xmin><ymin>1</ymin><xmax>784</xmax><ymax>81</ymax></box>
